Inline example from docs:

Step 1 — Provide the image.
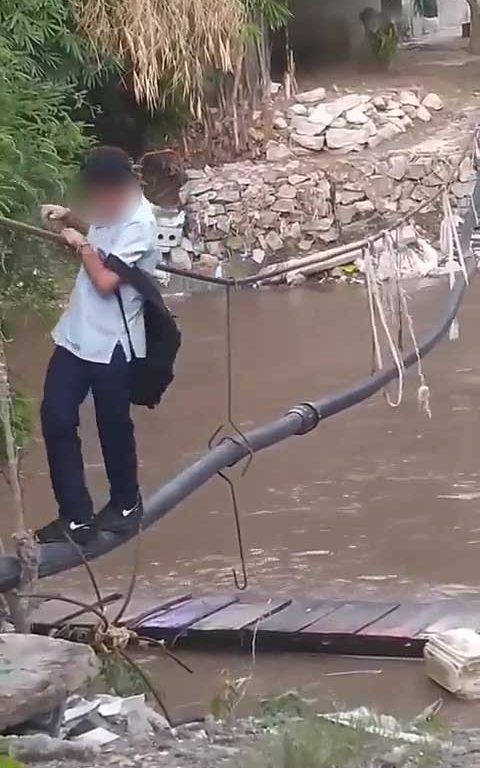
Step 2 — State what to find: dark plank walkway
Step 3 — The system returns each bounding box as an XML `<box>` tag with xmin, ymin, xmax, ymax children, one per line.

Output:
<box><xmin>30</xmin><ymin>593</ymin><xmax>480</xmax><ymax>658</ymax></box>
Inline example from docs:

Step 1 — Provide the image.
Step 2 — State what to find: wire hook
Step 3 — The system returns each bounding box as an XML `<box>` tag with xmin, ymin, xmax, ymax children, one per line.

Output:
<box><xmin>217</xmin><ymin>469</ymin><xmax>248</xmax><ymax>591</ymax></box>
<box><xmin>206</xmin><ymin>282</ymin><xmax>252</xmax><ymax>591</ymax></box>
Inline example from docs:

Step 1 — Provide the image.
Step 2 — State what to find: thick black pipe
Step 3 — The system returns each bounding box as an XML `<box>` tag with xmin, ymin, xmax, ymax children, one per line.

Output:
<box><xmin>0</xmin><ymin>189</ymin><xmax>476</xmax><ymax>593</ymax></box>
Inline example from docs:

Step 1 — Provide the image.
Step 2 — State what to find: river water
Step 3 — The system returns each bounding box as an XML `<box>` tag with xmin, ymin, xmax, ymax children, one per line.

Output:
<box><xmin>4</xmin><ymin>276</ymin><xmax>480</xmax><ymax>724</ymax></box>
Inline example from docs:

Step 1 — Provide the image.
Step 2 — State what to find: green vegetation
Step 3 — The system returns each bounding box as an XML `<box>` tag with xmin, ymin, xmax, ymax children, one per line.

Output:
<box><xmin>368</xmin><ymin>22</ymin><xmax>398</xmax><ymax>69</ymax></box>
<box><xmin>236</xmin><ymin>693</ymin><xmax>444</xmax><ymax>768</ymax></box>
<box><xmin>0</xmin><ymin>1</ymin><xmax>93</xmax><ymax>312</ymax></box>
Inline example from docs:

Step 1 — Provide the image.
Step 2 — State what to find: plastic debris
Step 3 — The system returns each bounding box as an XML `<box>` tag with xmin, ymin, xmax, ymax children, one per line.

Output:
<box><xmin>320</xmin><ymin>707</ymin><xmax>438</xmax><ymax>744</ymax></box>
<box><xmin>424</xmin><ymin>629</ymin><xmax>480</xmax><ymax>699</ymax></box>
<box><xmin>72</xmin><ymin>727</ymin><xmax>119</xmax><ymax>747</ymax></box>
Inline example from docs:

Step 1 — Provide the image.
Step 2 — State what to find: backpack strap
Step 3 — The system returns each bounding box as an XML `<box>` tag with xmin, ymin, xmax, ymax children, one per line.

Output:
<box><xmin>105</xmin><ymin>253</ymin><xmax>168</xmax><ymax>313</ymax></box>
<box><xmin>115</xmin><ymin>290</ymin><xmax>136</xmax><ymax>361</ymax></box>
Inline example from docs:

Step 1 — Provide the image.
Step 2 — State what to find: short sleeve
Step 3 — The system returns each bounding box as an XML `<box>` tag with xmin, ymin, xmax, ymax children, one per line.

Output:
<box><xmin>111</xmin><ymin>220</ymin><xmax>155</xmax><ymax>265</ymax></box>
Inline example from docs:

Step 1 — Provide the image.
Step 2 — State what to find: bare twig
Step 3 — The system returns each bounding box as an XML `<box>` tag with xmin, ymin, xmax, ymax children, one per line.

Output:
<box><xmin>63</xmin><ymin>528</ymin><xmax>105</xmax><ymax>612</ymax></box>
<box><xmin>117</xmin><ymin>648</ymin><xmax>172</xmax><ymax>724</ymax></box>
<box><xmin>135</xmin><ymin>634</ymin><xmax>194</xmax><ymax>674</ymax></box>
<box><xmin>51</xmin><ymin>592</ymin><xmax>123</xmax><ymax>631</ymax></box>
<box><xmin>19</xmin><ymin>592</ymin><xmax>109</xmax><ymax>630</ymax></box>
<box><xmin>113</xmin><ymin>520</ymin><xmax>143</xmax><ymax>625</ymax></box>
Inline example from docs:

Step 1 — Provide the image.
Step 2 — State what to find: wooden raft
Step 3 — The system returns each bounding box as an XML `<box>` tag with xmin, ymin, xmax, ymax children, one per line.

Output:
<box><xmin>30</xmin><ymin>592</ymin><xmax>480</xmax><ymax>658</ymax></box>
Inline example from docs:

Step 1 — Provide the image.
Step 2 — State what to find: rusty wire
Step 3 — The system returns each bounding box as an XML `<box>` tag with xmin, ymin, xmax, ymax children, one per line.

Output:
<box><xmin>207</xmin><ymin>283</ymin><xmax>253</xmax><ymax>591</ymax></box>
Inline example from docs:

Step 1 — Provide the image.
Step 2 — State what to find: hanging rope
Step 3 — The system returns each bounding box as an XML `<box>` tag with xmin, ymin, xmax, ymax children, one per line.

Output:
<box><xmin>364</xmin><ymin>240</ymin><xmax>405</xmax><ymax>408</ymax></box>
<box><xmin>399</xmin><ymin>287</ymin><xmax>432</xmax><ymax>419</ymax></box>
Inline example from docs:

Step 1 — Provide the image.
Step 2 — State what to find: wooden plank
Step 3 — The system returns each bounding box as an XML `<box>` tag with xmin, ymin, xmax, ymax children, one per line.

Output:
<box><xmin>139</xmin><ymin>595</ymin><xmax>238</xmax><ymax>632</ymax></box>
<box><xmin>359</xmin><ymin>602</ymin><xmax>453</xmax><ymax>638</ymax></box>
<box><xmin>421</xmin><ymin>601</ymin><xmax>480</xmax><ymax>636</ymax></box>
<box><xmin>302</xmin><ymin>601</ymin><xmax>399</xmax><ymax>635</ymax></box>
<box><xmin>258</xmin><ymin>599</ymin><xmax>342</xmax><ymax>633</ymax></box>
<box><xmin>125</xmin><ymin>594</ymin><xmax>192</xmax><ymax>628</ymax></box>
<box><xmin>192</xmin><ymin>600</ymin><xmax>290</xmax><ymax>631</ymax></box>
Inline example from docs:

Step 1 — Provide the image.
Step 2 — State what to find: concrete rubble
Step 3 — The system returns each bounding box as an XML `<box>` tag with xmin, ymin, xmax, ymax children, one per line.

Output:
<box><xmin>0</xmin><ymin>692</ymin><xmax>172</xmax><ymax>762</ymax></box>
<box><xmin>281</xmin><ymin>87</ymin><xmax>444</xmax><ymax>154</ymax></box>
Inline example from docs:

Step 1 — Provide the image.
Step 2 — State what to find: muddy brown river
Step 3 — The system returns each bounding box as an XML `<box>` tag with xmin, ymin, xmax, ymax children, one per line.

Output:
<box><xmin>3</xmin><ymin>277</ymin><xmax>480</xmax><ymax>724</ymax></box>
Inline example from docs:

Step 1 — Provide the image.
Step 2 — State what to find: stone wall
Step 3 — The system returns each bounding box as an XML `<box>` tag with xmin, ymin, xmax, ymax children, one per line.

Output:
<box><xmin>173</xmin><ymin>150</ymin><xmax>475</xmax><ymax>272</ymax></box>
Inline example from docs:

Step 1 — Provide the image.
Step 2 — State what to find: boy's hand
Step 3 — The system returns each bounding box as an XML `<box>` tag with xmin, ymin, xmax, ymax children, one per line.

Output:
<box><xmin>40</xmin><ymin>204</ymin><xmax>71</xmax><ymax>225</ymax></box>
<box><xmin>62</xmin><ymin>227</ymin><xmax>88</xmax><ymax>251</ymax></box>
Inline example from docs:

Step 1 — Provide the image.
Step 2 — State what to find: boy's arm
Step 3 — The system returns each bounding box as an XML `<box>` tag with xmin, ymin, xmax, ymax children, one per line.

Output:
<box><xmin>61</xmin><ymin>227</ymin><xmax>120</xmax><ymax>294</ymax></box>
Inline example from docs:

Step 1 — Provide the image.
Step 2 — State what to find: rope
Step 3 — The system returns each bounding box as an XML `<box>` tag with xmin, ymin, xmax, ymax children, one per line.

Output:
<box><xmin>364</xmin><ymin>241</ymin><xmax>405</xmax><ymax>408</ymax></box>
<box><xmin>400</xmin><ymin>287</ymin><xmax>432</xmax><ymax>419</ymax></box>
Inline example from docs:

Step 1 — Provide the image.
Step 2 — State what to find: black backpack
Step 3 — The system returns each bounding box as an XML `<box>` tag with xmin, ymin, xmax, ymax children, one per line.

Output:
<box><xmin>106</xmin><ymin>253</ymin><xmax>181</xmax><ymax>409</ymax></box>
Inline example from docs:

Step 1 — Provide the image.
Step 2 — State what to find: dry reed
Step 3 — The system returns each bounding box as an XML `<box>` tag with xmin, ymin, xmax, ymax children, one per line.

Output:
<box><xmin>73</xmin><ymin>0</ymin><xmax>246</xmax><ymax>114</ymax></box>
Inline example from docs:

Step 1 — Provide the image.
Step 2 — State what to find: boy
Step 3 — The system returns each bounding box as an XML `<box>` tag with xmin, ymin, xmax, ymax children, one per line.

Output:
<box><xmin>37</xmin><ymin>146</ymin><xmax>156</xmax><ymax>546</ymax></box>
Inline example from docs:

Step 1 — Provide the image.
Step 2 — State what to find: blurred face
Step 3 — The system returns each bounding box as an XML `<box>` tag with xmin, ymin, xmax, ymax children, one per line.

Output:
<box><xmin>86</xmin><ymin>179</ymin><xmax>140</xmax><ymax>224</ymax></box>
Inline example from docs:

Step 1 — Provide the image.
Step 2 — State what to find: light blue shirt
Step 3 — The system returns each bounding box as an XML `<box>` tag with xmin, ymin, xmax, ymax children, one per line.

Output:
<box><xmin>53</xmin><ymin>195</ymin><xmax>157</xmax><ymax>364</ymax></box>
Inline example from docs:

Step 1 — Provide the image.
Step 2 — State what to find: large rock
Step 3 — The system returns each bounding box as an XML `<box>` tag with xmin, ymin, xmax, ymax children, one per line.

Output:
<box><xmin>265</xmin><ymin>231</ymin><xmax>284</xmax><ymax>251</ymax></box>
<box><xmin>416</xmin><ymin>105</ymin><xmax>432</xmax><ymax>123</ymax></box>
<box><xmin>377</xmin><ymin>123</ymin><xmax>403</xmax><ymax>141</ymax></box>
<box><xmin>171</xmin><ymin>246</ymin><xmax>193</xmax><ymax>270</ymax></box>
<box><xmin>345</xmin><ymin>107</ymin><xmax>369</xmax><ymax>125</ymax></box>
<box><xmin>388</xmin><ymin>155</ymin><xmax>409</xmax><ymax>181</ymax></box>
<box><xmin>385</xmin><ymin>108</ymin><xmax>405</xmax><ymax>119</ymax></box>
<box><xmin>295</xmin><ymin>86</ymin><xmax>326</xmax><ymax>104</ymax></box>
<box><xmin>337</xmin><ymin>205</ymin><xmax>356</xmax><ymax>224</ymax></box>
<box><xmin>407</xmin><ymin>163</ymin><xmax>428</xmax><ymax>180</ymax></box>
<box><xmin>459</xmin><ymin>156</ymin><xmax>475</xmax><ymax>182</ymax></box>
<box><xmin>399</xmin><ymin>90</ymin><xmax>420</xmax><ymax>107</ymax></box>
<box><xmin>0</xmin><ymin>634</ymin><xmax>98</xmax><ymax>733</ymax></box>
<box><xmin>422</xmin><ymin>92</ymin><xmax>444</xmax><ymax>111</ymax></box>
<box><xmin>266</xmin><ymin>141</ymin><xmax>290</xmax><ymax>162</ymax></box>
<box><xmin>273</xmin><ymin>115</ymin><xmax>288</xmax><ymax>130</ymax></box>
<box><xmin>291</xmin><ymin>133</ymin><xmax>325</xmax><ymax>151</ymax></box>
<box><xmin>373</xmin><ymin>95</ymin><xmax>386</xmax><ymax>110</ymax></box>
<box><xmin>326</xmin><ymin>126</ymin><xmax>368</xmax><ymax>150</ymax></box>
<box><xmin>278</xmin><ymin>184</ymin><xmax>297</xmax><ymax>199</ymax></box>
<box><xmin>338</xmin><ymin>188</ymin><xmax>365</xmax><ymax>204</ymax></box>
<box><xmin>365</xmin><ymin>175</ymin><xmax>394</xmax><ymax>203</ymax></box>
<box><xmin>291</xmin><ymin>115</ymin><xmax>324</xmax><ymax>136</ymax></box>
<box><xmin>289</xmin><ymin>103</ymin><xmax>308</xmax><ymax>116</ymax></box>
<box><xmin>355</xmin><ymin>199</ymin><xmax>375</xmax><ymax>216</ymax></box>
<box><xmin>308</xmin><ymin>94</ymin><xmax>363</xmax><ymax>131</ymax></box>
<box><xmin>272</xmin><ymin>198</ymin><xmax>296</xmax><ymax>213</ymax></box>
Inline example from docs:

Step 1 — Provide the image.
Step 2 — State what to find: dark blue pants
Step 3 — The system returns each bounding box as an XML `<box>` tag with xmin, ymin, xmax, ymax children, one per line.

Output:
<box><xmin>41</xmin><ymin>345</ymin><xmax>138</xmax><ymax>522</ymax></box>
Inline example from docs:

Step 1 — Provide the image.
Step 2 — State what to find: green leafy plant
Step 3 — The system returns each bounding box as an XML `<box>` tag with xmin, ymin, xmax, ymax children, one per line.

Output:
<box><xmin>243</xmin><ymin>0</ymin><xmax>291</xmax><ymax>31</ymax></box>
<box><xmin>0</xmin><ymin>2</ymin><xmax>91</xmax><ymax>313</ymax></box>
<box><xmin>368</xmin><ymin>22</ymin><xmax>398</xmax><ymax>68</ymax></box>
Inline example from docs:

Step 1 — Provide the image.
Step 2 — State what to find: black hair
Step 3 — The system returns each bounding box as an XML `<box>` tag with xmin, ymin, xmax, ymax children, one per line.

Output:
<box><xmin>80</xmin><ymin>146</ymin><xmax>138</xmax><ymax>187</ymax></box>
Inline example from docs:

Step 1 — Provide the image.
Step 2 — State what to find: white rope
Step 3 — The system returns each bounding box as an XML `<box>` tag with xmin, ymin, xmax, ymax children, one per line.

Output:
<box><xmin>365</xmin><ymin>236</ymin><xmax>434</xmax><ymax>418</ymax></box>
<box><xmin>399</xmin><ymin>287</ymin><xmax>432</xmax><ymax>420</ymax></box>
<box><xmin>445</xmin><ymin>192</ymin><xmax>469</xmax><ymax>285</ymax></box>
<box><xmin>440</xmin><ymin>190</ymin><xmax>462</xmax><ymax>340</ymax></box>
<box><xmin>364</xmin><ymin>241</ymin><xmax>405</xmax><ymax>408</ymax></box>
